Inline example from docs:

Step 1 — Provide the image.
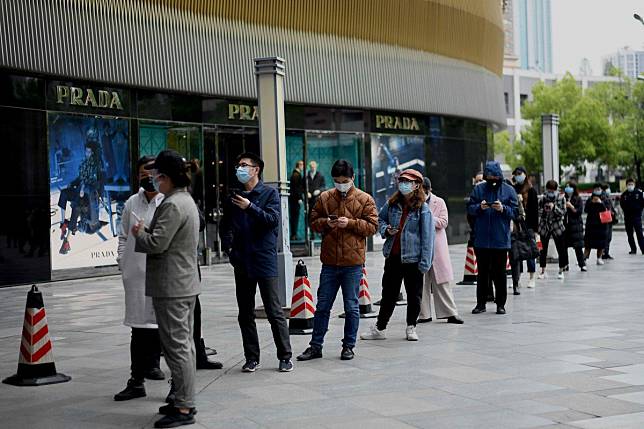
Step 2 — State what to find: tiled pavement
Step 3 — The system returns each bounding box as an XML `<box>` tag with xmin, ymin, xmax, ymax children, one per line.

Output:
<box><xmin>1</xmin><ymin>231</ymin><xmax>644</xmax><ymax>428</ymax></box>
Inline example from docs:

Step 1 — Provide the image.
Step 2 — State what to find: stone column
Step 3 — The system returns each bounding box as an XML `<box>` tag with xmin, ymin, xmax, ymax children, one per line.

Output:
<box><xmin>254</xmin><ymin>57</ymin><xmax>293</xmax><ymax>308</ymax></box>
<box><xmin>541</xmin><ymin>114</ymin><xmax>560</xmax><ymax>184</ymax></box>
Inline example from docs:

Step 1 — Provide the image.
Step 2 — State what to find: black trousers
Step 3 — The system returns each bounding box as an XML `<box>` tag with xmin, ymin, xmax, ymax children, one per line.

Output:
<box><xmin>130</xmin><ymin>327</ymin><xmax>161</xmax><ymax>382</ymax></box>
<box><xmin>474</xmin><ymin>248</ymin><xmax>507</xmax><ymax>308</ymax></box>
<box><xmin>289</xmin><ymin>200</ymin><xmax>300</xmax><ymax>237</ymax></box>
<box><xmin>569</xmin><ymin>246</ymin><xmax>586</xmax><ymax>268</ymax></box>
<box><xmin>539</xmin><ymin>234</ymin><xmax>568</xmax><ymax>269</ymax></box>
<box><xmin>193</xmin><ymin>296</ymin><xmax>209</xmax><ymax>363</ymax></box>
<box><xmin>234</xmin><ymin>268</ymin><xmax>292</xmax><ymax>362</ymax></box>
<box><xmin>376</xmin><ymin>257</ymin><xmax>424</xmax><ymax>330</ymax></box>
<box><xmin>604</xmin><ymin>224</ymin><xmax>614</xmax><ymax>254</ymax></box>
<box><xmin>625</xmin><ymin>216</ymin><xmax>644</xmax><ymax>253</ymax></box>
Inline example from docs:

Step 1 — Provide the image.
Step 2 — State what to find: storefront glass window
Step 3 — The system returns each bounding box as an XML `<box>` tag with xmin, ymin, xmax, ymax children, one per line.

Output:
<box><xmin>286</xmin><ymin>133</ymin><xmax>306</xmax><ymax>244</ymax></box>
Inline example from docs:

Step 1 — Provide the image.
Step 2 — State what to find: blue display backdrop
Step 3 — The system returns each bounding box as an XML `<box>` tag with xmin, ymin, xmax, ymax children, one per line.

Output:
<box><xmin>48</xmin><ymin>113</ymin><xmax>130</xmax><ymax>270</ymax></box>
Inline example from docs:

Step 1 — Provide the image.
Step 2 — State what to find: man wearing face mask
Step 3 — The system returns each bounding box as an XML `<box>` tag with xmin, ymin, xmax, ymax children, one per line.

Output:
<box><xmin>467</xmin><ymin>161</ymin><xmax>518</xmax><ymax>315</ymax></box>
<box><xmin>219</xmin><ymin>152</ymin><xmax>293</xmax><ymax>373</ymax></box>
<box><xmin>620</xmin><ymin>178</ymin><xmax>644</xmax><ymax>255</ymax></box>
<box><xmin>114</xmin><ymin>156</ymin><xmax>165</xmax><ymax>402</ymax></box>
<box><xmin>297</xmin><ymin>159</ymin><xmax>378</xmax><ymax>361</ymax></box>
<box><xmin>537</xmin><ymin>180</ymin><xmax>567</xmax><ymax>280</ymax></box>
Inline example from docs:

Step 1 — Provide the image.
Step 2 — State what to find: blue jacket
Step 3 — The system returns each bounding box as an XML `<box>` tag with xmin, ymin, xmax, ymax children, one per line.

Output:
<box><xmin>378</xmin><ymin>200</ymin><xmax>435</xmax><ymax>273</ymax></box>
<box><xmin>467</xmin><ymin>162</ymin><xmax>518</xmax><ymax>249</ymax></box>
<box><xmin>219</xmin><ymin>181</ymin><xmax>280</xmax><ymax>278</ymax></box>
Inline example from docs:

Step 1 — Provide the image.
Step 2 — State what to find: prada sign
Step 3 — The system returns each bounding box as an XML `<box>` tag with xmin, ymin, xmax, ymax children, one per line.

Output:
<box><xmin>228</xmin><ymin>103</ymin><xmax>258</xmax><ymax>121</ymax></box>
<box><xmin>56</xmin><ymin>85</ymin><xmax>124</xmax><ymax>110</ymax></box>
<box><xmin>374</xmin><ymin>114</ymin><xmax>420</xmax><ymax>131</ymax></box>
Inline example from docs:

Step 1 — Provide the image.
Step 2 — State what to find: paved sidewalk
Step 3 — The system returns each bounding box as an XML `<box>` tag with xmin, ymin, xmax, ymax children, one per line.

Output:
<box><xmin>2</xmin><ymin>231</ymin><xmax>644</xmax><ymax>428</ymax></box>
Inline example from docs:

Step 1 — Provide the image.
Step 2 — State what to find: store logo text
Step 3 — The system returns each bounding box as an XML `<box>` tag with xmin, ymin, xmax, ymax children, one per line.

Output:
<box><xmin>228</xmin><ymin>103</ymin><xmax>258</xmax><ymax>121</ymax></box>
<box><xmin>375</xmin><ymin>115</ymin><xmax>420</xmax><ymax>131</ymax></box>
<box><xmin>56</xmin><ymin>85</ymin><xmax>124</xmax><ymax>110</ymax></box>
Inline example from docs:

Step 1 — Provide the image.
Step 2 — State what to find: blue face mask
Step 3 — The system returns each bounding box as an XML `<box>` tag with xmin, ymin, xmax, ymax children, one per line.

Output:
<box><xmin>546</xmin><ymin>191</ymin><xmax>556</xmax><ymax>199</ymax></box>
<box><xmin>399</xmin><ymin>182</ymin><xmax>415</xmax><ymax>195</ymax></box>
<box><xmin>152</xmin><ymin>175</ymin><xmax>162</xmax><ymax>193</ymax></box>
<box><xmin>564</xmin><ymin>186</ymin><xmax>574</xmax><ymax>195</ymax></box>
<box><xmin>593</xmin><ymin>189</ymin><xmax>602</xmax><ymax>196</ymax></box>
<box><xmin>514</xmin><ymin>174</ymin><xmax>526</xmax><ymax>184</ymax></box>
<box><xmin>236</xmin><ymin>166</ymin><xmax>252</xmax><ymax>184</ymax></box>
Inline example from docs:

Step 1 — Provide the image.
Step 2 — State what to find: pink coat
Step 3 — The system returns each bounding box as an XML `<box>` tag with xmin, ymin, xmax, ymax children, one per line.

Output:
<box><xmin>428</xmin><ymin>194</ymin><xmax>454</xmax><ymax>284</ymax></box>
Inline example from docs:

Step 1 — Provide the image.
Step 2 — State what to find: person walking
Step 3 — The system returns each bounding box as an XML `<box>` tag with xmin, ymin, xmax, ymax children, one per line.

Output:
<box><xmin>601</xmin><ymin>184</ymin><xmax>616</xmax><ymax>260</ymax></box>
<box><xmin>219</xmin><ymin>152</ymin><xmax>293</xmax><ymax>373</ymax></box>
<box><xmin>510</xmin><ymin>167</ymin><xmax>538</xmax><ymax>290</ymax></box>
<box><xmin>536</xmin><ymin>180</ymin><xmax>568</xmax><ymax>280</ymax></box>
<box><xmin>297</xmin><ymin>160</ymin><xmax>378</xmax><ymax>361</ymax></box>
<box><xmin>563</xmin><ymin>181</ymin><xmax>587</xmax><ymax>272</ymax></box>
<box><xmin>288</xmin><ymin>160</ymin><xmax>305</xmax><ymax>241</ymax></box>
<box><xmin>417</xmin><ymin>177</ymin><xmax>463</xmax><ymax>324</ymax></box>
<box><xmin>360</xmin><ymin>170</ymin><xmax>434</xmax><ymax>342</ymax></box>
<box><xmin>468</xmin><ymin>161</ymin><xmax>518</xmax><ymax>315</ymax></box>
<box><xmin>584</xmin><ymin>183</ymin><xmax>609</xmax><ymax>265</ymax></box>
<box><xmin>620</xmin><ymin>178</ymin><xmax>644</xmax><ymax>255</ymax></box>
<box><xmin>133</xmin><ymin>150</ymin><xmax>200</xmax><ymax>428</ymax></box>
<box><xmin>114</xmin><ymin>156</ymin><xmax>165</xmax><ymax>402</ymax></box>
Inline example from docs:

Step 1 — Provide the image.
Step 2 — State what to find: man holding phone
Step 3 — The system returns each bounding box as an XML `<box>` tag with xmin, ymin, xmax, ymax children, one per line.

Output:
<box><xmin>467</xmin><ymin>161</ymin><xmax>518</xmax><ymax>315</ymax></box>
<box><xmin>297</xmin><ymin>159</ymin><xmax>378</xmax><ymax>362</ymax></box>
<box><xmin>219</xmin><ymin>152</ymin><xmax>293</xmax><ymax>373</ymax></box>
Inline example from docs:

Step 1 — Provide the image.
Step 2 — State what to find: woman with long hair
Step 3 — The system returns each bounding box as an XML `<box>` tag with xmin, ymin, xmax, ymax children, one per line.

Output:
<box><xmin>584</xmin><ymin>183</ymin><xmax>609</xmax><ymax>265</ymax></box>
<box><xmin>563</xmin><ymin>181</ymin><xmax>587</xmax><ymax>271</ymax></box>
<box><xmin>360</xmin><ymin>169</ymin><xmax>434</xmax><ymax>342</ymax></box>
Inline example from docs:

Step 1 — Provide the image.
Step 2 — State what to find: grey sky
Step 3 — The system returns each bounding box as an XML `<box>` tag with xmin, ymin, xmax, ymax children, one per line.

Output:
<box><xmin>552</xmin><ymin>0</ymin><xmax>644</xmax><ymax>75</ymax></box>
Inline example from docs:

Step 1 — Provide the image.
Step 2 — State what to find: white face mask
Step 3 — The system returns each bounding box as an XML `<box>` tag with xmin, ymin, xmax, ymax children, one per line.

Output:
<box><xmin>627</xmin><ymin>184</ymin><xmax>635</xmax><ymax>192</ymax></box>
<box><xmin>334</xmin><ymin>181</ymin><xmax>353</xmax><ymax>193</ymax></box>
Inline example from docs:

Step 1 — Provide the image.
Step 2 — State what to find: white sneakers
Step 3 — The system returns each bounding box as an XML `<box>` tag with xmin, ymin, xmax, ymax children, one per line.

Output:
<box><xmin>557</xmin><ymin>271</ymin><xmax>565</xmax><ymax>280</ymax></box>
<box><xmin>527</xmin><ymin>273</ymin><xmax>536</xmax><ymax>288</ymax></box>
<box><xmin>360</xmin><ymin>324</ymin><xmax>419</xmax><ymax>341</ymax></box>
<box><xmin>406</xmin><ymin>325</ymin><xmax>419</xmax><ymax>341</ymax></box>
<box><xmin>360</xmin><ymin>325</ymin><xmax>386</xmax><ymax>340</ymax></box>
<box><xmin>537</xmin><ymin>271</ymin><xmax>546</xmax><ymax>280</ymax></box>
<box><xmin>597</xmin><ymin>258</ymin><xmax>605</xmax><ymax>265</ymax></box>
<box><xmin>581</xmin><ymin>266</ymin><xmax>588</xmax><ymax>272</ymax></box>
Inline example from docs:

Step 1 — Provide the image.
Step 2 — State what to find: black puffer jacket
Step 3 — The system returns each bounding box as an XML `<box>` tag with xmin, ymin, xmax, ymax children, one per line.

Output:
<box><xmin>564</xmin><ymin>195</ymin><xmax>584</xmax><ymax>248</ymax></box>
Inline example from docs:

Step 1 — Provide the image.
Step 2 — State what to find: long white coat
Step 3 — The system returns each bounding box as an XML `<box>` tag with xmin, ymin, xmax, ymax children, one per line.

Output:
<box><xmin>117</xmin><ymin>189</ymin><xmax>164</xmax><ymax>328</ymax></box>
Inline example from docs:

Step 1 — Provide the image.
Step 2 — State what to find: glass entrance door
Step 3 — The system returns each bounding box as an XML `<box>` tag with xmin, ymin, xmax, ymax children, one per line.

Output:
<box><xmin>204</xmin><ymin>126</ymin><xmax>259</xmax><ymax>257</ymax></box>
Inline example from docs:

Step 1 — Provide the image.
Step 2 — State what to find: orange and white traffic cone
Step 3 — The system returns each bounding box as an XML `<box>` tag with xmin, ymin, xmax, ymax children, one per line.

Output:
<box><xmin>506</xmin><ymin>253</ymin><xmax>512</xmax><ymax>277</ymax></box>
<box><xmin>457</xmin><ymin>247</ymin><xmax>478</xmax><ymax>285</ymax></box>
<box><xmin>3</xmin><ymin>285</ymin><xmax>71</xmax><ymax>386</ymax></box>
<box><xmin>340</xmin><ymin>266</ymin><xmax>377</xmax><ymax>318</ymax></box>
<box><xmin>288</xmin><ymin>260</ymin><xmax>315</xmax><ymax>335</ymax></box>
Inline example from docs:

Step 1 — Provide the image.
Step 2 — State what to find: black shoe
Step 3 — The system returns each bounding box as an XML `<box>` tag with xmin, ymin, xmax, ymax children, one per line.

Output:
<box><xmin>486</xmin><ymin>295</ymin><xmax>495</xmax><ymax>303</ymax></box>
<box><xmin>417</xmin><ymin>317</ymin><xmax>432</xmax><ymax>323</ymax></box>
<box><xmin>197</xmin><ymin>358</ymin><xmax>223</xmax><ymax>370</ymax></box>
<box><xmin>602</xmin><ymin>254</ymin><xmax>614</xmax><ymax>260</ymax></box>
<box><xmin>340</xmin><ymin>347</ymin><xmax>355</xmax><ymax>361</ymax></box>
<box><xmin>496</xmin><ymin>307</ymin><xmax>506</xmax><ymax>315</ymax></box>
<box><xmin>114</xmin><ymin>379</ymin><xmax>146</xmax><ymax>401</ymax></box>
<box><xmin>144</xmin><ymin>368</ymin><xmax>166</xmax><ymax>381</ymax></box>
<box><xmin>472</xmin><ymin>306</ymin><xmax>486</xmax><ymax>314</ymax></box>
<box><xmin>205</xmin><ymin>346</ymin><xmax>217</xmax><ymax>356</ymax></box>
<box><xmin>165</xmin><ymin>380</ymin><xmax>176</xmax><ymax>404</ymax></box>
<box><xmin>629</xmin><ymin>250</ymin><xmax>637</xmax><ymax>255</ymax></box>
<box><xmin>446</xmin><ymin>316</ymin><xmax>464</xmax><ymax>324</ymax></box>
<box><xmin>242</xmin><ymin>360</ymin><xmax>260</xmax><ymax>372</ymax></box>
<box><xmin>297</xmin><ymin>346</ymin><xmax>323</xmax><ymax>361</ymax></box>
<box><xmin>513</xmin><ymin>287</ymin><xmax>521</xmax><ymax>296</ymax></box>
<box><xmin>279</xmin><ymin>359</ymin><xmax>294</xmax><ymax>372</ymax></box>
<box><xmin>154</xmin><ymin>410</ymin><xmax>196</xmax><ymax>428</ymax></box>
<box><xmin>159</xmin><ymin>404</ymin><xmax>198</xmax><ymax>416</ymax></box>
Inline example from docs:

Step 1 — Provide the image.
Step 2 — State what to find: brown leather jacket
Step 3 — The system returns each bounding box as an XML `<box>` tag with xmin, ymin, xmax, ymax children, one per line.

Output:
<box><xmin>310</xmin><ymin>187</ymin><xmax>379</xmax><ymax>266</ymax></box>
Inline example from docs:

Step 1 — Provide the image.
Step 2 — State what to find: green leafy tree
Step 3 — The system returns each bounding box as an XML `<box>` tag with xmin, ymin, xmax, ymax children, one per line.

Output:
<box><xmin>493</xmin><ymin>130</ymin><xmax>521</xmax><ymax>167</ymax></box>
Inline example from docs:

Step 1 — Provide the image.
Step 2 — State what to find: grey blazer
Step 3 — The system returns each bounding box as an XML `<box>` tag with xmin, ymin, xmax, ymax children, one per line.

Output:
<box><xmin>135</xmin><ymin>188</ymin><xmax>201</xmax><ymax>298</ymax></box>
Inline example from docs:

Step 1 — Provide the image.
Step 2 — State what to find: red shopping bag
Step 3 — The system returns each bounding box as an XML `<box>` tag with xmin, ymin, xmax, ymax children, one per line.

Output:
<box><xmin>599</xmin><ymin>210</ymin><xmax>613</xmax><ymax>224</ymax></box>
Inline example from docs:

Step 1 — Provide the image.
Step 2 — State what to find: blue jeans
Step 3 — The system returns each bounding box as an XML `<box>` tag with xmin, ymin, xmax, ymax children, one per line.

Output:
<box><xmin>310</xmin><ymin>264</ymin><xmax>362</xmax><ymax>349</ymax></box>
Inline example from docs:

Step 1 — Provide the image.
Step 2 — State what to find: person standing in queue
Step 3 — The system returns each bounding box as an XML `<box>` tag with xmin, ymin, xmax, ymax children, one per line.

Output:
<box><xmin>620</xmin><ymin>178</ymin><xmax>644</xmax><ymax>255</ymax></box>
<box><xmin>219</xmin><ymin>152</ymin><xmax>293</xmax><ymax>373</ymax></box>
<box><xmin>536</xmin><ymin>180</ymin><xmax>567</xmax><ymax>280</ymax></box>
<box><xmin>510</xmin><ymin>167</ymin><xmax>538</xmax><ymax>290</ymax></box>
<box><xmin>132</xmin><ymin>150</ymin><xmax>200</xmax><ymax>428</ymax></box>
<box><xmin>114</xmin><ymin>156</ymin><xmax>165</xmax><ymax>402</ymax></box>
<box><xmin>468</xmin><ymin>161</ymin><xmax>518</xmax><ymax>315</ymax></box>
<box><xmin>563</xmin><ymin>181</ymin><xmax>587</xmax><ymax>272</ymax></box>
<box><xmin>584</xmin><ymin>183</ymin><xmax>609</xmax><ymax>265</ymax></box>
<box><xmin>297</xmin><ymin>160</ymin><xmax>378</xmax><ymax>361</ymax></box>
<box><xmin>360</xmin><ymin>170</ymin><xmax>434</xmax><ymax>341</ymax></box>
<box><xmin>601</xmin><ymin>184</ymin><xmax>616</xmax><ymax>260</ymax></box>
<box><xmin>417</xmin><ymin>177</ymin><xmax>464</xmax><ymax>324</ymax></box>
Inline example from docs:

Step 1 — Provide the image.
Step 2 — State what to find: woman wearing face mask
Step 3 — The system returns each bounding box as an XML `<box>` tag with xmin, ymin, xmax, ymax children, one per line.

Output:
<box><xmin>584</xmin><ymin>183</ymin><xmax>609</xmax><ymax>265</ymax></box>
<box><xmin>537</xmin><ymin>180</ymin><xmax>567</xmax><ymax>280</ymax></box>
<box><xmin>563</xmin><ymin>181</ymin><xmax>587</xmax><ymax>272</ymax></box>
<box><xmin>510</xmin><ymin>167</ymin><xmax>538</xmax><ymax>290</ymax></box>
<box><xmin>361</xmin><ymin>169</ymin><xmax>434</xmax><ymax>342</ymax></box>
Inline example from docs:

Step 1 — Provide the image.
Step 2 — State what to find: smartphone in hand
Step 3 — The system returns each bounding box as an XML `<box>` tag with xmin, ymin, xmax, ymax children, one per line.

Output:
<box><xmin>328</xmin><ymin>214</ymin><xmax>338</xmax><ymax>221</ymax></box>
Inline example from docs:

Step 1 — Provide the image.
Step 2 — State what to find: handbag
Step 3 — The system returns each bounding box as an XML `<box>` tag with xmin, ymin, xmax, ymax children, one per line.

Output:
<box><xmin>511</xmin><ymin>219</ymin><xmax>540</xmax><ymax>261</ymax></box>
<box><xmin>599</xmin><ymin>209</ymin><xmax>612</xmax><ymax>224</ymax></box>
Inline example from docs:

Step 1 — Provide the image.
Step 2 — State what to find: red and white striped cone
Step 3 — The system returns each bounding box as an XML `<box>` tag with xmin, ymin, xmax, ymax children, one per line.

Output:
<box><xmin>3</xmin><ymin>285</ymin><xmax>71</xmax><ymax>386</ymax></box>
<box><xmin>506</xmin><ymin>253</ymin><xmax>512</xmax><ymax>277</ymax></box>
<box><xmin>457</xmin><ymin>247</ymin><xmax>478</xmax><ymax>285</ymax></box>
<box><xmin>340</xmin><ymin>266</ymin><xmax>377</xmax><ymax>318</ymax></box>
<box><xmin>288</xmin><ymin>260</ymin><xmax>315</xmax><ymax>335</ymax></box>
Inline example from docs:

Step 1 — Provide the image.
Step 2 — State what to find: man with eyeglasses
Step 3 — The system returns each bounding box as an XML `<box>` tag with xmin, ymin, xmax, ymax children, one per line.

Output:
<box><xmin>219</xmin><ymin>152</ymin><xmax>293</xmax><ymax>373</ymax></box>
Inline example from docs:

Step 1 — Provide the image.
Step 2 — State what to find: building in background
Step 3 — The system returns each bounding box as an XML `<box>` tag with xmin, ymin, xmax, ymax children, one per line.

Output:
<box><xmin>0</xmin><ymin>0</ymin><xmax>505</xmax><ymax>286</ymax></box>
<box><xmin>603</xmin><ymin>47</ymin><xmax>644</xmax><ymax>79</ymax></box>
<box><xmin>504</xmin><ymin>0</ymin><xmax>553</xmax><ymax>73</ymax></box>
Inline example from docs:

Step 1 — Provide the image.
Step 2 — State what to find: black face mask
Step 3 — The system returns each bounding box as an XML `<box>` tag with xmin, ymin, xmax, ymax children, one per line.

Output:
<box><xmin>487</xmin><ymin>177</ymin><xmax>502</xmax><ymax>187</ymax></box>
<box><xmin>140</xmin><ymin>176</ymin><xmax>156</xmax><ymax>193</ymax></box>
